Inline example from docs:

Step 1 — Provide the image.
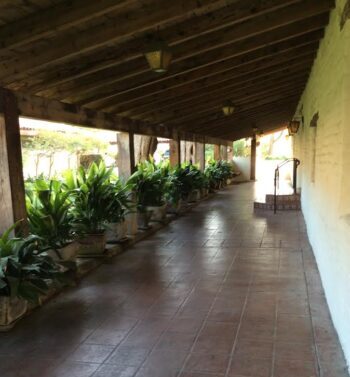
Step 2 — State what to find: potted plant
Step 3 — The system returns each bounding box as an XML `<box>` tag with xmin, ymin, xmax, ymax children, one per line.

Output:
<box><xmin>105</xmin><ymin>180</ymin><xmax>133</xmax><ymax>243</ymax></box>
<box><xmin>64</xmin><ymin>162</ymin><xmax>114</xmax><ymax>256</ymax></box>
<box><xmin>165</xmin><ymin>166</ymin><xmax>184</xmax><ymax>214</ymax></box>
<box><xmin>0</xmin><ymin>223</ymin><xmax>63</xmax><ymax>329</ymax></box>
<box><xmin>127</xmin><ymin>160</ymin><xmax>168</xmax><ymax>228</ymax></box>
<box><xmin>26</xmin><ymin>179</ymin><xmax>78</xmax><ymax>262</ymax></box>
<box><xmin>187</xmin><ymin>165</ymin><xmax>204</xmax><ymax>203</ymax></box>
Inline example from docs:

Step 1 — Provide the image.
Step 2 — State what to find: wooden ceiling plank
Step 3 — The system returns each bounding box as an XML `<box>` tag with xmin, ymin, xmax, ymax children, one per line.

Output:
<box><xmin>138</xmin><ymin>77</ymin><xmax>308</xmax><ymax>124</ymax></box>
<box><xmin>0</xmin><ymin>0</ymin><xmax>285</xmax><ymax>83</ymax></box>
<box><xmin>81</xmin><ymin>17</ymin><xmax>327</xmax><ymax>109</ymax></box>
<box><xmin>160</xmin><ymin>84</ymin><xmax>306</xmax><ymax>127</ymax></box>
<box><xmin>39</xmin><ymin>0</ymin><xmax>332</xmax><ymax>101</ymax></box>
<box><xmin>103</xmin><ymin>35</ymin><xmax>321</xmax><ymax>113</ymax></box>
<box><xmin>0</xmin><ymin>0</ymin><xmax>135</xmax><ymax>50</ymax></box>
<box><xmin>20</xmin><ymin>0</ymin><xmax>305</xmax><ymax>93</ymax></box>
<box><xmin>122</xmin><ymin>54</ymin><xmax>315</xmax><ymax>118</ymax></box>
<box><xmin>176</xmin><ymin>93</ymin><xmax>302</xmax><ymax>130</ymax></box>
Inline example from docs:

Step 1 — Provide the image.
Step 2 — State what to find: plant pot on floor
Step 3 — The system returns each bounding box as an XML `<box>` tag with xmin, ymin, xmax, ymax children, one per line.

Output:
<box><xmin>147</xmin><ymin>204</ymin><xmax>167</xmax><ymax>222</ymax></box>
<box><xmin>47</xmin><ymin>241</ymin><xmax>80</xmax><ymax>262</ymax></box>
<box><xmin>0</xmin><ymin>296</ymin><xmax>28</xmax><ymax>330</ymax></box>
<box><xmin>188</xmin><ymin>189</ymin><xmax>201</xmax><ymax>203</ymax></box>
<box><xmin>125</xmin><ymin>211</ymin><xmax>138</xmax><ymax>236</ymax></box>
<box><xmin>137</xmin><ymin>210</ymin><xmax>153</xmax><ymax>230</ymax></box>
<box><xmin>106</xmin><ymin>220</ymin><xmax>127</xmax><ymax>243</ymax></box>
<box><xmin>78</xmin><ymin>233</ymin><xmax>106</xmax><ymax>256</ymax></box>
<box><xmin>201</xmin><ymin>188</ymin><xmax>209</xmax><ymax>198</ymax></box>
<box><xmin>167</xmin><ymin>199</ymin><xmax>184</xmax><ymax>215</ymax></box>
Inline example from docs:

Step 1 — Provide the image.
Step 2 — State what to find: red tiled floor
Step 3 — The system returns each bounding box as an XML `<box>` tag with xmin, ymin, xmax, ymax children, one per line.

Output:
<box><xmin>0</xmin><ymin>183</ymin><xmax>348</xmax><ymax>377</ymax></box>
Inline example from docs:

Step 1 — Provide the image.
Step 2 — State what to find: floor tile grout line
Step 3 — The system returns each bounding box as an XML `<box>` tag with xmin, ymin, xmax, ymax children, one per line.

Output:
<box><xmin>301</xmin><ymin>245</ymin><xmax>322</xmax><ymax>377</ymax></box>
<box><xmin>270</xmin><ymin>241</ymin><xmax>282</xmax><ymax>377</ymax></box>
<box><xmin>223</xmin><ymin>273</ymin><xmax>254</xmax><ymax>377</ymax></box>
<box><xmin>176</xmin><ymin>248</ymin><xmax>241</xmax><ymax>377</ymax></box>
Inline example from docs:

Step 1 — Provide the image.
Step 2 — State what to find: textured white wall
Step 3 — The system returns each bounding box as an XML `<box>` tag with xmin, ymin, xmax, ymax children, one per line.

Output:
<box><xmin>293</xmin><ymin>0</ymin><xmax>350</xmax><ymax>368</ymax></box>
<box><xmin>232</xmin><ymin>157</ymin><xmax>251</xmax><ymax>181</ymax></box>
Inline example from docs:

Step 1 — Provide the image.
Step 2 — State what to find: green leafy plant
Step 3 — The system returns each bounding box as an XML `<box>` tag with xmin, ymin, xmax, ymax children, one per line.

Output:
<box><xmin>63</xmin><ymin>162</ymin><xmax>115</xmax><ymax>234</ymax></box>
<box><xmin>0</xmin><ymin>223</ymin><xmax>64</xmax><ymax>303</ymax></box>
<box><xmin>107</xmin><ymin>179</ymin><xmax>134</xmax><ymax>223</ymax></box>
<box><xmin>26</xmin><ymin>179</ymin><xmax>75</xmax><ymax>251</ymax></box>
<box><xmin>127</xmin><ymin>160</ymin><xmax>168</xmax><ymax>211</ymax></box>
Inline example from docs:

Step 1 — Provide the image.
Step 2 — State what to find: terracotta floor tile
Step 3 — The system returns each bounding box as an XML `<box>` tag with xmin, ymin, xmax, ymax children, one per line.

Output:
<box><xmin>228</xmin><ymin>355</ymin><xmax>272</xmax><ymax>377</ymax></box>
<box><xmin>184</xmin><ymin>353</ymin><xmax>230</xmax><ymax>374</ymax></box>
<box><xmin>0</xmin><ymin>183</ymin><xmax>348</xmax><ymax>377</ymax></box>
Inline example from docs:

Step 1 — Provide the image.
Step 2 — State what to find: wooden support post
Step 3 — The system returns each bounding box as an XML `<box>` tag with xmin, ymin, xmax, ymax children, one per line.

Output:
<box><xmin>117</xmin><ymin>131</ymin><xmax>135</xmax><ymax>180</ymax></box>
<box><xmin>250</xmin><ymin>136</ymin><xmax>257</xmax><ymax>180</ymax></box>
<box><xmin>0</xmin><ymin>89</ymin><xmax>28</xmax><ymax>235</ymax></box>
<box><xmin>214</xmin><ymin>144</ymin><xmax>221</xmax><ymax>160</ymax></box>
<box><xmin>169</xmin><ymin>137</ymin><xmax>180</xmax><ymax>167</ymax></box>
<box><xmin>194</xmin><ymin>142</ymin><xmax>205</xmax><ymax>171</ymax></box>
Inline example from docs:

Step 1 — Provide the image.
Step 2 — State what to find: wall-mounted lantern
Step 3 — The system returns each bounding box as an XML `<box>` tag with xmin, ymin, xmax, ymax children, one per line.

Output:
<box><xmin>144</xmin><ymin>38</ymin><xmax>172</xmax><ymax>73</ymax></box>
<box><xmin>222</xmin><ymin>100</ymin><xmax>235</xmax><ymax>116</ymax></box>
<box><xmin>287</xmin><ymin>120</ymin><xmax>300</xmax><ymax>136</ymax></box>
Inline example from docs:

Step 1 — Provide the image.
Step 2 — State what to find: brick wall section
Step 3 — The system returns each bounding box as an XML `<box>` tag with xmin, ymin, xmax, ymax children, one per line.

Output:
<box><xmin>293</xmin><ymin>0</ymin><xmax>350</xmax><ymax>369</ymax></box>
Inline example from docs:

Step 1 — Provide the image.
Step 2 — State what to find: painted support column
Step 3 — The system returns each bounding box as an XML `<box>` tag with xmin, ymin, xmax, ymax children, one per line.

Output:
<box><xmin>117</xmin><ymin>131</ymin><xmax>135</xmax><ymax>180</ymax></box>
<box><xmin>227</xmin><ymin>145</ymin><xmax>233</xmax><ymax>162</ymax></box>
<box><xmin>221</xmin><ymin>145</ymin><xmax>228</xmax><ymax>161</ymax></box>
<box><xmin>169</xmin><ymin>137</ymin><xmax>181</xmax><ymax>167</ymax></box>
<box><xmin>194</xmin><ymin>142</ymin><xmax>205</xmax><ymax>170</ymax></box>
<box><xmin>0</xmin><ymin>89</ymin><xmax>28</xmax><ymax>235</ymax></box>
<box><xmin>250</xmin><ymin>136</ymin><xmax>257</xmax><ymax>180</ymax></box>
<box><xmin>214</xmin><ymin>144</ymin><xmax>221</xmax><ymax>160</ymax></box>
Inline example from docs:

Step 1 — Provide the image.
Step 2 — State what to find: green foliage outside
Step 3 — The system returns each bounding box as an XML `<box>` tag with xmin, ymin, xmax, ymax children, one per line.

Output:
<box><xmin>233</xmin><ymin>139</ymin><xmax>250</xmax><ymax>157</ymax></box>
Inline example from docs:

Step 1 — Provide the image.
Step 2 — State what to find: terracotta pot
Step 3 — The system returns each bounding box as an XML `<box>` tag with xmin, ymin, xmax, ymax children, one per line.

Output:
<box><xmin>137</xmin><ymin>210</ymin><xmax>153</xmax><ymax>230</ymax></box>
<box><xmin>106</xmin><ymin>220</ymin><xmax>127</xmax><ymax>242</ymax></box>
<box><xmin>147</xmin><ymin>204</ymin><xmax>167</xmax><ymax>222</ymax></box>
<box><xmin>78</xmin><ymin>233</ymin><xmax>106</xmax><ymax>256</ymax></box>
<box><xmin>0</xmin><ymin>296</ymin><xmax>27</xmax><ymax>330</ymax></box>
<box><xmin>47</xmin><ymin>241</ymin><xmax>79</xmax><ymax>261</ymax></box>
<box><xmin>188</xmin><ymin>189</ymin><xmax>201</xmax><ymax>203</ymax></box>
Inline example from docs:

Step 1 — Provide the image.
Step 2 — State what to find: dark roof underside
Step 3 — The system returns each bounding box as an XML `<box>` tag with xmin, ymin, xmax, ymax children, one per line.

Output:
<box><xmin>0</xmin><ymin>0</ymin><xmax>333</xmax><ymax>140</ymax></box>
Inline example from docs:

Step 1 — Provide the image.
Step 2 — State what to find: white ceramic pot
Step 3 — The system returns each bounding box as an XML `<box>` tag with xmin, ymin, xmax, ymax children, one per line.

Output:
<box><xmin>77</xmin><ymin>233</ymin><xmax>106</xmax><ymax>256</ymax></box>
<box><xmin>167</xmin><ymin>199</ymin><xmax>184</xmax><ymax>214</ymax></box>
<box><xmin>147</xmin><ymin>204</ymin><xmax>167</xmax><ymax>222</ymax></box>
<box><xmin>47</xmin><ymin>241</ymin><xmax>79</xmax><ymax>261</ymax></box>
<box><xmin>0</xmin><ymin>296</ymin><xmax>27</xmax><ymax>330</ymax></box>
<box><xmin>106</xmin><ymin>220</ymin><xmax>127</xmax><ymax>242</ymax></box>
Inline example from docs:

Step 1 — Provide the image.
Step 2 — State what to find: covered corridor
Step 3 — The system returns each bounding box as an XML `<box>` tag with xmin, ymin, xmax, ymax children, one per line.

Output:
<box><xmin>0</xmin><ymin>183</ymin><xmax>347</xmax><ymax>377</ymax></box>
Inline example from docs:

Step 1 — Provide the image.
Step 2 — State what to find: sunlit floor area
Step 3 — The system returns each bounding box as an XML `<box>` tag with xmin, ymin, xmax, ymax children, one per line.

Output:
<box><xmin>0</xmin><ymin>183</ymin><xmax>347</xmax><ymax>377</ymax></box>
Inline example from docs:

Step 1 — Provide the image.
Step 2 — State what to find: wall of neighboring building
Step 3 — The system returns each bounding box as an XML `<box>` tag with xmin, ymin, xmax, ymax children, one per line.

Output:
<box><xmin>293</xmin><ymin>0</ymin><xmax>350</xmax><ymax>368</ymax></box>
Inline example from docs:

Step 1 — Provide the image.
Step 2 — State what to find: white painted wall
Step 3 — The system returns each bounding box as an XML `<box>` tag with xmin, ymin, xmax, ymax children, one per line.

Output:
<box><xmin>232</xmin><ymin>157</ymin><xmax>250</xmax><ymax>181</ymax></box>
<box><xmin>293</xmin><ymin>0</ymin><xmax>350</xmax><ymax>368</ymax></box>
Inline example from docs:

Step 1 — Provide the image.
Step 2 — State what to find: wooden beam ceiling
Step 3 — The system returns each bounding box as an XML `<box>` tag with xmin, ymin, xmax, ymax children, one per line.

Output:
<box><xmin>0</xmin><ymin>0</ymin><xmax>334</xmax><ymax>141</ymax></box>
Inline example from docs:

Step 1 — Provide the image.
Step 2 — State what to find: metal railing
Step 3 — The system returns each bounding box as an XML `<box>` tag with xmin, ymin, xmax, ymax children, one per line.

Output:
<box><xmin>274</xmin><ymin>158</ymin><xmax>300</xmax><ymax>214</ymax></box>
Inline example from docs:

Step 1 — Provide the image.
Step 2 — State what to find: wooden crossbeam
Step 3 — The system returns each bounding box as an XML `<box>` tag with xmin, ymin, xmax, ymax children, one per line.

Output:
<box><xmin>8</xmin><ymin>89</ymin><xmax>231</xmax><ymax>144</ymax></box>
